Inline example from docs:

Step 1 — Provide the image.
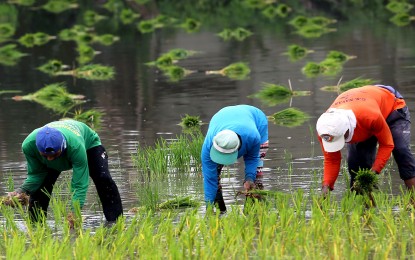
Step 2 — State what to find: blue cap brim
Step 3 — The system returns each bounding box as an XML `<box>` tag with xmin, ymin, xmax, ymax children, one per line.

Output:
<box><xmin>210</xmin><ymin>146</ymin><xmax>238</xmax><ymax>165</ymax></box>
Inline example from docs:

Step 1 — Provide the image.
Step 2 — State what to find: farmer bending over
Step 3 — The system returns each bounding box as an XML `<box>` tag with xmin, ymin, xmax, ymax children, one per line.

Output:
<box><xmin>201</xmin><ymin>105</ymin><xmax>269</xmax><ymax>213</ymax></box>
<box><xmin>316</xmin><ymin>85</ymin><xmax>415</xmax><ymax>195</ymax></box>
<box><xmin>8</xmin><ymin>120</ymin><xmax>123</xmax><ymax>226</ymax></box>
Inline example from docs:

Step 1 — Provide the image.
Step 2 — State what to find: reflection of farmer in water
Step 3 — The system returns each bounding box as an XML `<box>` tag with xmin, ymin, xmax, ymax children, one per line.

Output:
<box><xmin>7</xmin><ymin>120</ymin><xmax>123</xmax><ymax>226</ymax></box>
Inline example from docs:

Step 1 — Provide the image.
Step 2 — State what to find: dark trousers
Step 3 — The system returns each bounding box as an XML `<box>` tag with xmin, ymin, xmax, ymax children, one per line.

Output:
<box><xmin>347</xmin><ymin>107</ymin><xmax>415</xmax><ymax>187</ymax></box>
<box><xmin>28</xmin><ymin>145</ymin><xmax>123</xmax><ymax>222</ymax></box>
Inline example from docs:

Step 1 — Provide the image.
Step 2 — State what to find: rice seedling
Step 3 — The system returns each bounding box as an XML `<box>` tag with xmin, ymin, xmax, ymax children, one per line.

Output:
<box><xmin>0</xmin><ymin>23</ymin><xmax>15</xmax><ymax>39</ymax></box>
<box><xmin>11</xmin><ymin>83</ymin><xmax>85</xmax><ymax>114</ymax></box>
<box><xmin>137</xmin><ymin>19</ymin><xmax>164</xmax><ymax>34</ymax></box>
<box><xmin>352</xmin><ymin>168</ymin><xmax>380</xmax><ymax>207</ymax></box>
<box><xmin>283</xmin><ymin>44</ymin><xmax>314</xmax><ymax>62</ymax></box>
<box><xmin>7</xmin><ymin>0</ymin><xmax>36</xmax><ymax>6</ymax></box>
<box><xmin>309</xmin><ymin>16</ymin><xmax>337</xmax><ymax>26</ymax></box>
<box><xmin>94</xmin><ymin>34</ymin><xmax>120</xmax><ymax>46</ymax></box>
<box><xmin>0</xmin><ymin>193</ymin><xmax>29</xmax><ymax>207</ymax></box>
<box><xmin>120</xmin><ymin>8</ymin><xmax>140</xmax><ymax>25</ymax></box>
<box><xmin>0</xmin><ymin>44</ymin><xmax>27</xmax><ymax>66</ymax></box>
<box><xmin>386</xmin><ymin>1</ymin><xmax>413</xmax><ymax>13</ymax></box>
<box><xmin>76</xmin><ymin>44</ymin><xmax>101</xmax><ymax>64</ymax></box>
<box><xmin>40</xmin><ymin>0</ymin><xmax>79</xmax><ymax>14</ymax></box>
<box><xmin>261</xmin><ymin>4</ymin><xmax>291</xmax><ymax>19</ymax></box>
<box><xmin>179</xmin><ymin>18</ymin><xmax>201</xmax><ymax>33</ymax></box>
<box><xmin>301</xmin><ymin>62</ymin><xmax>322</xmax><ymax>78</ymax></box>
<box><xmin>178</xmin><ymin>114</ymin><xmax>203</xmax><ymax>133</ymax></box>
<box><xmin>161</xmin><ymin>65</ymin><xmax>195</xmax><ymax>82</ymax></box>
<box><xmin>268</xmin><ymin>107</ymin><xmax>309</xmax><ymax>127</ymax></box>
<box><xmin>83</xmin><ymin>10</ymin><xmax>107</xmax><ymax>26</ymax></box>
<box><xmin>325</xmin><ymin>50</ymin><xmax>356</xmax><ymax>63</ymax></box>
<box><xmin>217</xmin><ymin>27</ymin><xmax>253</xmax><ymax>41</ymax></box>
<box><xmin>288</xmin><ymin>15</ymin><xmax>309</xmax><ymax>29</ymax></box>
<box><xmin>205</xmin><ymin>62</ymin><xmax>250</xmax><ymax>80</ymax></box>
<box><xmin>319</xmin><ymin>58</ymin><xmax>343</xmax><ymax>76</ymax></box>
<box><xmin>56</xmin><ymin>64</ymin><xmax>115</xmax><ymax>80</ymax></box>
<box><xmin>158</xmin><ymin>196</ymin><xmax>200</xmax><ymax>209</ymax></box>
<box><xmin>72</xmin><ymin>108</ymin><xmax>103</xmax><ymax>129</ymax></box>
<box><xmin>321</xmin><ymin>77</ymin><xmax>376</xmax><ymax>92</ymax></box>
<box><xmin>389</xmin><ymin>12</ymin><xmax>415</xmax><ymax>26</ymax></box>
<box><xmin>58</xmin><ymin>25</ymin><xmax>91</xmax><ymax>42</ymax></box>
<box><xmin>37</xmin><ymin>59</ymin><xmax>69</xmax><ymax>75</ymax></box>
<box><xmin>249</xmin><ymin>82</ymin><xmax>311</xmax><ymax>106</ymax></box>
<box><xmin>166</xmin><ymin>48</ymin><xmax>198</xmax><ymax>60</ymax></box>
<box><xmin>295</xmin><ymin>24</ymin><xmax>336</xmax><ymax>38</ymax></box>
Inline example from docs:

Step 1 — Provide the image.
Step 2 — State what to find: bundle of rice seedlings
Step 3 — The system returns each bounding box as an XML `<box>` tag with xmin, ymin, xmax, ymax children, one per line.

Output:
<box><xmin>389</xmin><ymin>13</ymin><xmax>415</xmax><ymax>27</ymax></box>
<box><xmin>178</xmin><ymin>114</ymin><xmax>202</xmax><ymax>132</ymax></box>
<box><xmin>284</xmin><ymin>44</ymin><xmax>314</xmax><ymax>62</ymax></box>
<box><xmin>73</xmin><ymin>109</ymin><xmax>103</xmax><ymax>129</ymax></box>
<box><xmin>165</xmin><ymin>48</ymin><xmax>198</xmax><ymax>60</ymax></box>
<box><xmin>179</xmin><ymin>18</ymin><xmax>201</xmax><ymax>33</ymax></box>
<box><xmin>94</xmin><ymin>34</ymin><xmax>120</xmax><ymax>46</ymax></box>
<box><xmin>0</xmin><ymin>23</ymin><xmax>16</xmax><ymax>39</ymax></box>
<box><xmin>326</xmin><ymin>50</ymin><xmax>356</xmax><ymax>63</ymax></box>
<box><xmin>56</xmin><ymin>64</ymin><xmax>115</xmax><ymax>80</ymax></box>
<box><xmin>0</xmin><ymin>193</ymin><xmax>29</xmax><ymax>207</ymax></box>
<box><xmin>120</xmin><ymin>8</ymin><xmax>140</xmax><ymax>25</ymax></box>
<box><xmin>0</xmin><ymin>44</ymin><xmax>27</xmax><ymax>66</ymax></box>
<box><xmin>236</xmin><ymin>189</ymin><xmax>278</xmax><ymax>199</ymax></box>
<box><xmin>352</xmin><ymin>169</ymin><xmax>379</xmax><ymax>194</ymax></box>
<box><xmin>161</xmin><ymin>65</ymin><xmax>194</xmax><ymax>82</ymax></box>
<box><xmin>302</xmin><ymin>62</ymin><xmax>323</xmax><ymax>78</ymax></box>
<box><xmin>217</xmin><ymin>27</ymin><xmax>253</xmax><ymax>41</ymax></box>
<box><xmin>77</xmin><ymin>44</ymin><xmax>101</xmax><ymax>64</ymax></box>
<box><xmin>250</xmin><ymin>83</ymin><xmax>311</xmax><ymax>106</ymax></box>
<box><xmin>206</xmin><ymin>62</ymin><xmax>250</xmax><ymax>80</ymax></box>
<box><xmin>83</xmin><ymin>10</ymin><xmax>107</xmax><ymax>26</ymax></box>
<box><xmin>309</xmin><ymin>16</ymin><xmax>337</xmax><ymax>26</ymax></box>
<box><xmin>157</xmin><ymin>196</ymin><xmax>200</xmax><ymax>209</ymax></box>
<box><xmin>269</xmin><ymin>107</ymin><xmax>309</xmax><ymax>127</ymax></box>
<box><xmin>7</xmin><ymin>0</ymin><xmax>36</xmax><ymax>6</ymax></box>
<box><xmin>12</xmin><ymin>83</ymin><xmax>85</xmax><ymax>113</ymax></box>
<box><xmin>41</xmin><ymin>1</ymin><xmax>78</xmax><ymax>14</ymax></box>
<box><xmin>288</xmin><ymin>15</ymin><xmax>309</xmax><ymax>28</ymax></box>
<box><xmin>295</xmin><ymin>24</ymin><xmax>336</xmax><ymax>38</ymax></box>
<box><xmin>386</xmin><ymin>1</ymin><xmax>413</xmax><ymax>13</ymax></box>
<box><xmin>137</xmin><ymin>19</ymin><xmax>163</xmax><ymax>33</ymax></box>
<box><xmin>319</xmin><ymin>59</ymin><xmax>343</xmax><ymax>76</ymax></box>
<box><xmin>37</xmin><ymin>59</ymin><xmax>69</xmax><ymax>75</ymax></box>
<box><xmin>321</xmin><ymin>77</ymin><xmax>376</xmax><ymax>92</ymax></box>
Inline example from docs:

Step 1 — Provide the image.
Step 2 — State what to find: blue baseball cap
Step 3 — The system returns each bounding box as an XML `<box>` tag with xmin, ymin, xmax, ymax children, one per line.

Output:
<box><xmin>36</xmin><ymin>126</ymin><xmax>66</xmax><ymax>155</ymax></box>
<box><xmin>210</xmin><ymin>130</ymin><xmax>240</xmax><ymax>165</ymax></box>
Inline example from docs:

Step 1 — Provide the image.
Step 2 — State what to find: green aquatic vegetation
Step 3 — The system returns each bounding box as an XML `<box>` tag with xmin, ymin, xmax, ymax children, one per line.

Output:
<box><xmin>268</xmin><ymin>107</ymin><xmax>309</xmax><ymax>127</ymax></box>
<box><xmin>161</xmin><ymin>65</ymin><xmax>194</xmax><ymax>82</ymax></box>
<box><xmin>0</xmin><ymin>23</ymin><xmax>15</xmax><ymax>40</ymax></box>
<box><xmin>321</xmin><ymin>77</ymin><xmax>376</xmax><ymax>92</ymax></box>
<box><xmin>0</xmin><ymin>44</ymin><xmax>27</xmax><ymax>66</ymax></box>
<box><xmin>56</xmin><ymin>64</ymin><xmax>115</xmax><ymax>81</ymax></box>
<box><xmin>120</xmin><ymin>8</ymin><xmax>140</xmax><ymax>25</ymax></box>
<box><xmin>284</xmin><ymin>44</ymin><xmax>314</xmax><ymax>62</ymax></box>
<box><xmin>206</xmin><ymin>62</ymin><xmax>251</xmax><ymax>80</ymax></box>
<box><xmin>295</xmin><ymin>24</ymin><xmax>336</xmax><ymax>38</ymax></box>
<box><xmin>94</xmin><ymin>34</ymin><xmax>120</xmax><ymax>46</ymax></box>
<box><xmin>288</xmin><ymin>15</ymin><xmax>308</xmax><ymax>28</ymax></box>
<box><xmin>217</xmin><ymin>27</ymin><xmax>253</xmax><ymax>41</ymax></box>
<box><xmin>250</xmin><ymin>83</ymin><xmax>311</xmax><ymax>106</ymax></box>
<box><xmin>37</xmin><ymin>59</ymin><xmax>69</xmax><ymax>75</ymax></box>
<box><xmin>72</xmin><ymin>109</ymin><xmax>103</xmax><ymax>129</ymax></box>
<box><xmin>389</xmin><ymin>12</ymin><xmax>415</xmax><ymax>26</ymax></box>
<box><xmin>178</xmin><ymin>114</ymin><xmax>203</xmax><ymax>133</ymax></box>
<box><xmin>326</xmin><ymin>50</ymin><xmax>356</xmax><ymax>63</ymax></box>
<box><xmin>12</xmin><ymin>83</ymin><xmax>85</xmax><ymax>114</ymax></box>
<box><xmin>41</xmin><ymin>0</ymin><xmax>78</xmax><ymax>13</ymax></box>
<box><xmin>76</xmin><ymin>44</ymin><xmax>101</xmax><ymax>64</ymax></box>
<box><xmin>83</xmin><ymin>10</ymin><xmax>107</xmax><ymax>26</ymax></box>
<box><xmin>179</xmin><ymin>18</ymin><xmax>201</xmax><ymax>33</ymax></box>
<box><xmin>386</xmin><ymin>1</ymin><xmax>413</xmax><ymax>13</ymax></box>
<box><xmin>302</xmin><ymin>62</ymin><xmax>322</xmax><ymax>78</ymax></box>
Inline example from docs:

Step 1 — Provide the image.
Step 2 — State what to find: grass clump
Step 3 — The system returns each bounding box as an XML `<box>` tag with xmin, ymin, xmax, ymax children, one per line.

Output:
<box><xmin>268</xmin><ymin>107</ymin><xmax>309</xmax><ymax>127</ymax></box>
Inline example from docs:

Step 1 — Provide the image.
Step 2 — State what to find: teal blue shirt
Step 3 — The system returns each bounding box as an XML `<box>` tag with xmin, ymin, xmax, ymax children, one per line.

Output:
<box><xmin>21</xmin><ymin>120</ymin><xmax>101</xmax><ymax>208</ymax></box>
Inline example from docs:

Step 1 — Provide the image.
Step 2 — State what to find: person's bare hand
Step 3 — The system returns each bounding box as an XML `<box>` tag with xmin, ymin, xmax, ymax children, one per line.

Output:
<box><xmin>67</xmin><ymin>212</ymin><xmax>75</xmax><ymax>229</ymax></box>
<box><xmin>321</xmin><ymin>185</ymin><xmax>331</xmax><ymax>197</ymax></box>
<box><xmin>244</xmin><ymin>180</ymin><xmax>255</xmax><ymax>192</ymax></box>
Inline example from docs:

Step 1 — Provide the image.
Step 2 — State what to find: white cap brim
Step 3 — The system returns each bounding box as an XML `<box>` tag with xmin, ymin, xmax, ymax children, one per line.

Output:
<box><xmin>321</xmin><ymin>135</ymin><xmax>345</xmax><ymax>152</ymax></box>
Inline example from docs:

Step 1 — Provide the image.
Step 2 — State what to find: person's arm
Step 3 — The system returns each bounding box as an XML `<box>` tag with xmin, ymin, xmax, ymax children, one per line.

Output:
<box><xmin>20</xmin><ymin>149</ymin><xmax>48</xmax><ymax>195</ymax></box>
<box><xmin>243</xmin><ymin>139</ymin><xmax>261</xmax><ymax>183</ymax></box>
<box><xmin>371</xmin><ymin>115</ymin><xmax>394</xmax><ymax>173</ymax></box>
<box><xmin>201</xmin><ymin>146</ymin><xmax>219</xmax><ymax>205</ymax></box>
<box><xmin>68</xmin><ymin>146</ymin><xmax>90</xmax><ymax>208</ymax></box>
<box><xmin>318</xmin><ymin>137</ymin><xmax>342</xmax><ymax>190</ymax></box>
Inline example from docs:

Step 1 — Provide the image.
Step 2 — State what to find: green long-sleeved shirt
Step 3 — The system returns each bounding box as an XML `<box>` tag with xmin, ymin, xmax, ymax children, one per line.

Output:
<box><xmin>21</xmin><ymin>120</ymin><xmax>101</xmax><ymax>207</ymax></box>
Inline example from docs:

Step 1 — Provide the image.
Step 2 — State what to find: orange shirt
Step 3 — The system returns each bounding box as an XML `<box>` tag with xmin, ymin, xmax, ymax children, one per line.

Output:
<box><xmin>319</xmin><ymin>85</ymin><xmax>406</xmax><ymax>189</ymax></box>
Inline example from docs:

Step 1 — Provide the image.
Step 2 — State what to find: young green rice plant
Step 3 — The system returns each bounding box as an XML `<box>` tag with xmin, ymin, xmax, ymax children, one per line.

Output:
<box><xmin>56</xmin><ymin>64</ymin><xmax>115</xmax><ymax>80</ymax></box>
<box><xmin>40</xmin><ymin>0</ymin><xmax>79</xmax><ymax>14</ymax></box>
<box><xmin>178</xmin><ymin>114</ymin><xmax>203</xmax><ymax>133</ymax></box>
<box><xmin>352</xmin><ymin>168</ymin><xmax>379</xmax><ymax>207</ymax></box>
<box><xmin>0</xmin><ymin>44</ymin><xmax>27</xmax><ymax>66</ymax></box>
<box><xmin>157</xmin><ymin>196</ymin><xmax>200</xmax><ymax>209</ymax></box>
<box><xmin>206</xmin><ymin>62</ymin><xmax>250</xmax><ymax>80</ymax></box>
<box><xmin>165</xmin><ymin>48</ymin><xmax>198</xmax><ymax>61</ymax></box>
<box><xmin>0</xmin><ymin>23</ymin><xmax>16</xmax><ymax>40</ymax></box>
<box><xmin>161</xmin><ymin>65</ymin><xmax>195</xmax><ymax>82</ymax></box>
<box><xmin>283</xmin><ymin>44</ymin><xmax>314</xmax><ymax>62</ymax></box>
<box><xmin>261</xmin><ymin>4</ymin><xmax>291</xmax><ymax>19</ymax></box>
<box><xmin>302</xmin><ymin>61</ymin><xmax>322</xmax><ymax>78</ymax></box>
<box><xmin>120</xmin><ymin>8</ymin><xmax>140</xmax><ymax>25</ymax></box>
<box><xmin>179</xmin><ymin>18</ymin><xmax>201</xmax><ymax>33</ymax></box>
<box><xmin>58</xmin><ymin>25</ymin><xmax>90</xmax><ymax>42</ymax></box>
<box><xmin>37</xmin><ymin>59</ymin><xmax>69</xmax><ymax>75</ymax></box>
<box><xmin>83</xmin><ymin>10</ymin><xmax>107</xmax><ymax>26</ymax></box>
<box><xmin>268</xmin><ymin>107</ymin><xmax>309</xmax><ymax>127</ymax></box>
<box><xmin>72</xmin><ymin>108</ymin><xmax>103</xmax><ymax>129</ymax></box>
<box><xmin>295</xmin><ymin>24</ymin><xmax>336</xmax><ymax>38</ymax></box>
<box><xmin>389</xmin><ymin>12</ymin><xmax>415</xmax><ymax>26</ymax></box>
<box><xmin>386</xmin><ymin>1</ymin><xmax>413</xmax><ymax>13</ymax></box>
<box><xmin>319</xmin><ymin>58</ymin><xmax>343</xmax><ymax>76</ymax></box>
<box><xmin>94</xmin><ymin>34</ymin><xmax>120</xmax><ymax>46</ymax></box>
<box><xmin>250</xmin><ymin>82</ymin><xmax>311</xmax><ymax>106</ymax></box>
<box><xmin>11</xmin><ymin>83</ymin><xmax>85</xmax><ymax>114</ymax></box>
<box><xmin>76</xmin><ymin>44</ymin><xmax>101</xmax><ymax>64</ymax></box>
<box><xmin>309</xmin><ymin>16</ymin><xmax>337</xmax><ymax>26</ymax></box>
<box><xmin>321</xmin><ymin>77</ymin><xmax>376</xmax><ymax>92</ymax></box>
<box><xmin>325</xmin><ymin>50</ymin><xmax>356</xmax><ymax>63</ymax></box>
<box><xmin>137</xmin><ymin>19</ymin><xmax>164</xmax><ymax>33</ymax></box>
<box><xmin>288</xmin><ymin>15</ymin><xmax>309</xmax><ymax>28</ymax></box>
<box><xmin>218</xmin><ymin>27</ymin><xmax>253</xmax><ymax>41</ymax></box>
